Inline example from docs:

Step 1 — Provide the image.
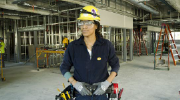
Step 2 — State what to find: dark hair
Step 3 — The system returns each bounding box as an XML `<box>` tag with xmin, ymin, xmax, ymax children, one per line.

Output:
<box><xmin>94</xmin><ymin>21</ymin><xmax>103</xmax><ymax>38</ymax></box>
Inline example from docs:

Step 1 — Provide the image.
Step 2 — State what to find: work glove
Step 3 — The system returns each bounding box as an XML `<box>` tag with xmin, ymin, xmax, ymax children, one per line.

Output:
<box><xmin>74</xmin><ymin>82</ymin><xmax>92</xmax><ymax>96</ymax></box>
<box><xmin>93</xmin><ymin>80</ymin><xmax>111</xmax><ymax>95</ymax></box>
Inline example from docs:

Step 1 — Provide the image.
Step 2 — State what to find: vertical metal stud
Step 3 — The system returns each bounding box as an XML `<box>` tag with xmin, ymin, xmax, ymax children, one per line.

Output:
<box><xmin>14</xmin><ymin>20</ymin><xmax>20</xmax><ymax>62</ymax></box>
<box><xmin>7</xmin><ymin>20</ymin><xmax>10</xmax><ymax>61</ymax></box>
<box><xmin>34</xmin><ymin>31</ymin><xmax>37</xmax><ymax>65</ymax></box>
<box><xmin>44</xmin><ymin>16</ymin><xmax>47</xmax><ymax>45</ymax></box>
<box><xmin>123</xmin><ymin>29</ymin><xmax>127</xmax><ymax>62</ymax></box>
<box><xmin>59</xmin><ymin>12</ymin><xmax>62</xmax><ymax>45</ymax></box>
<box><xmin>129</xmin><ymin>29</ymin><xmax>133</xmax><ymax>61</ymax></box>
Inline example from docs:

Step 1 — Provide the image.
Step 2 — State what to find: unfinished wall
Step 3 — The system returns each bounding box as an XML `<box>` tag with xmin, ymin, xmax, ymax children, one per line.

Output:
<box><xmin>99</xmin><ymin>9</ymin><xmax>133</xmax><ymax>29</ymax></box>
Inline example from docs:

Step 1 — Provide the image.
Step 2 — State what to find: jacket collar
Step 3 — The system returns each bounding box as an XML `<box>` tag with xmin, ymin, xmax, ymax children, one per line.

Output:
<box><xmin>75</xmin><ymin>34</ymin><xmax>104</xmax><ymax>46</ymax></box>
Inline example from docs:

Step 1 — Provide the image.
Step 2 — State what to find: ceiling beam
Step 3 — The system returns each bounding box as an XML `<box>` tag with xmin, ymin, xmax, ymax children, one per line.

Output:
<box><xmin>60</xmin><ymin>0</ymin><xmax>90</xmax><ymax>6</ymax></box>
<box><xmin>0</xmin><ymin>3</ymin><xmax>51</xmax><ymax>15</ymax></box>
<box><xmin>0</xmin><ymin>15</ymin><xmax>21</xmax><ymax>19</ymax></box>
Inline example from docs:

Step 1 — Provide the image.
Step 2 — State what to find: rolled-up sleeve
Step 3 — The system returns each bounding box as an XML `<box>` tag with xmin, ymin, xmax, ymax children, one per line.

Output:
<box><xmin>108</xmin><ymin>42</ymin><xmax>120</xmax><ymax>75</ymax></box>
<box><xmin>60</xmin><ymin>43</ymin><xmax>73</xmax><ymax>76</ymax></box>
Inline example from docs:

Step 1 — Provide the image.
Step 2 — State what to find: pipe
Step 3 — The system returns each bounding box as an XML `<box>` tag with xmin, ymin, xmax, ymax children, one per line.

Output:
<box><xmin>125</xmin><ymin>0</ymin><xmax>159</xmax><ymax>15</ymax></box>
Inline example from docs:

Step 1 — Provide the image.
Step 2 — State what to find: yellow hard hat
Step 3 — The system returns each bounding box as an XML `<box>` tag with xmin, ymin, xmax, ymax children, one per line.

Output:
<box><xmin>77</xmin><ymin>5</ymin><xmax>100</xmax><ymax>21</ymax></box>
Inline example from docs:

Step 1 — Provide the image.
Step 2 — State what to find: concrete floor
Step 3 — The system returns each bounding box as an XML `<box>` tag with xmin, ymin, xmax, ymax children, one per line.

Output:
<box><xmin>0</xmin><ymin>55</ymin><xmax>180</xmax><ymax>100</ymax></box>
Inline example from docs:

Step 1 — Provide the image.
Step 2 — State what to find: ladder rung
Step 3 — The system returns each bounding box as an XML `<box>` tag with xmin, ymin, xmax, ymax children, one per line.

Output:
<box><xmin>156</xmin><ymin>52</ymin><xmax>161</xmax><ymax>54</ymax></box>
<box><xmin>141</xmin><ymin>50</ymin><xmax>146</xmax><ymax>51</ymax></box>
<box><xmin>171</xmin><ymin>49</ymin><xmax>176</xmax><ymax>51</ymax></box>
<box><xmin>156</xmin><ymin>54</ymin><xmax>161</xmax><ymax>56</ymax></box>
<box><xmin>170</xmin><ymin>43</ymin><xmax>175</xmax><ymax>45</ymax></box>
<box><xmin>175</xmin><ymin>59</ymin><xmax>180</xmax><ymax>61</ymax></box>
<box><xmin>173</xmin><ymin>54</ymin><xmax>179</xmax><ymax>56</ymax></box>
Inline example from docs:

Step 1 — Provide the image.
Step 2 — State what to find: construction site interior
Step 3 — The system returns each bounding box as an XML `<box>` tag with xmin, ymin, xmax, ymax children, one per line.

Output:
<box><xmin>0</xmin><ymin>0</ymin><xmax>180</xmax><ymax>100</ymax></box>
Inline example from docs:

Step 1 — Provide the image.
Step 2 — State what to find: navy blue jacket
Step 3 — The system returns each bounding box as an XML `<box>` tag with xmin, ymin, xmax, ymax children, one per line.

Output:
<box><xmin>60</xmin><ymin>35</ymin><xmax>120</xmax><ymax>85</ymax></box>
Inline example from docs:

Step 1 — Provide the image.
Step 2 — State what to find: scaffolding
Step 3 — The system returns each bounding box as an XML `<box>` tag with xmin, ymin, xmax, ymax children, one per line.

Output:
<box><xmin>36</xmin><ymin>47</ymin><xmax>64</xmax><ymax>71</ymax></box>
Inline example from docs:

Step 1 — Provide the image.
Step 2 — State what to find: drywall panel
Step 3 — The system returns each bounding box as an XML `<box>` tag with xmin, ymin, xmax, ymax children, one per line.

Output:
<box><xmin>147</xmin><ymin>26</ymin><xmax>161</xmax><ymax>32</ymax></box>
<box><xmin>124</xmin><ymin>16</ymin><xmax>133</xmax><ymax>29</ymax></box>
<box><xmin>99</xmin><ymin>9</ymin><xmax>133</xmax><ymax>29</ymax></box>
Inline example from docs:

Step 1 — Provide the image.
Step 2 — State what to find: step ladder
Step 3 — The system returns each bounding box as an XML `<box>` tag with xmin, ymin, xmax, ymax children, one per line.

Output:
<box><xmin>166</xmin><ymin>24</ymin><xmax>180</xmax><ymax>65</ymax></box>
<box><xmin>139</xmin><ymin>28</ymin><xmax>148</xmax><ymax>55</ymax></box>
<box><xmin>133</xmin><ymin>28</ymin><xmax>148</xmax><ymax>55</ymax></box>
<box><xmin>154</xmin><ymin>23</ymin><xmax>180</xmax><ymax>69</ymax></box>
<box><xmin>154</xmin><ymin>24</ymin><xmax>170</xmax><ymax>70</ymax></box>
<box><xmin>133</xmin><ymin>30</ymin><xmax>140</xmax><ymax>56</ymax></box>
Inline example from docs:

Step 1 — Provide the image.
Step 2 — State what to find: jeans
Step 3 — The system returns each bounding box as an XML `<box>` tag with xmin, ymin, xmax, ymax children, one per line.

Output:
<box><xmin>0</xmin><ymin>54</ymin><xmax>4</xmax><ymax>67</ymax></box>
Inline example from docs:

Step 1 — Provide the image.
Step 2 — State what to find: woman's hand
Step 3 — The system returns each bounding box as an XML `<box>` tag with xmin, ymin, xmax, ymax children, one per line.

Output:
<box><xmin>69</xmin><ymin>78</ymin><xmax>92</xmax><ymax>96</ymax></box>
<box><xmin>73</xmin><ymin>81</ymin><xmax>92</xmax><ymax>96</ymax></box>
<box><xmin>93</xmin><ymin>80</ymin><xmax>111</xmax><ymax>95</ymax></box>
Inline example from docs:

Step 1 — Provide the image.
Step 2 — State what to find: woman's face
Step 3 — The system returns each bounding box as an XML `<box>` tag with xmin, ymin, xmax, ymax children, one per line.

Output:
<box><xmin>78</xmin><ymin>20</ymin><xmax>97</xmax><ymax>37</ymax></box>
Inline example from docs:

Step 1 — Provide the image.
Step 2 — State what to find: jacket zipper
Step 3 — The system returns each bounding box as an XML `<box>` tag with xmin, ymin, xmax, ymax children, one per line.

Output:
<box><xmin>89</xmin><ymin>45</ymin><xmax>94</xmax><ymax>84</ymax></box>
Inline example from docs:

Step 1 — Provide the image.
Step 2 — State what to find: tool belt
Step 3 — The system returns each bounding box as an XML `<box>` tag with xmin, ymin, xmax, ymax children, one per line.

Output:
<box><xmin>55</xmin><ymin>83</ymin><xmax>123</xmax><ymax>100</ymax></box>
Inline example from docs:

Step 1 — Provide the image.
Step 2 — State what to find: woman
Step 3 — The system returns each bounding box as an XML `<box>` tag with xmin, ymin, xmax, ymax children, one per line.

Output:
<box><xmin>60</xmin><ymin>5</ymin><xmax>120</xmax><ymax>100</ymax></box>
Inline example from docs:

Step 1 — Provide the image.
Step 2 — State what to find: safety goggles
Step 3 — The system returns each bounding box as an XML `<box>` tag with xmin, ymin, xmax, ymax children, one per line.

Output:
<box><xmin>78</xmin><ymin>21</ymin><xmax>94</xmax><ymax>28</ymax></box>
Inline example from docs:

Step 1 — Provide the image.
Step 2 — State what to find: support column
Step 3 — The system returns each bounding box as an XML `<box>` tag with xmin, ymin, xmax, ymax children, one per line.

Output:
<box><xmin>7</xmin><ymin>21</ymin><xmax>10</xmax><ymax>61</ymax></box>
<box><xmin>154</xmin><ymin>32</ymin><xmax>156</xmax><ymax>53</ymax></box>
<box><xmin>58</xmin><ymin>13</ymin><xmax>62</xmax><ymax>45</ymax></box>
<box><xmin>129</xmin><ymin>29</ymin><xmax>133</xmax><ymax>61</ymax></box>
<box><xmin>48</xmin><ymin>16</ymin><xmax>50</xmax><ymax>46</ymax></box>
<box><xmin>151</xmin><ymin>32</ymin><xmax>154</xmax><ymax>53</ymax></box>
<box><xmin>34</xmin><ymin>31</ymin><xmax>37</xmax><ymax>64</ymax></box>
<box><xmin>50</xmin><ymin>16</ymin><xmax>54</xmax><ymax>66</ymax></box>
<box><xmin>123</xmin><ymin>29</ymin><xmax>127</xmax><ymax>62</ymax></box>
<box><xmin>14</xmin><ymin>20</ymin><xmax>20</xmax><ymax>62</ymax></box>
<box><xmin>44</xmin><ymin>16</ymin><xmax>47</xmax><ymax>45</ymax></box>
<box><xmin>147</xmin><ymin>31</ymin><xmax>151</xmax><ymax>54</ymax></box>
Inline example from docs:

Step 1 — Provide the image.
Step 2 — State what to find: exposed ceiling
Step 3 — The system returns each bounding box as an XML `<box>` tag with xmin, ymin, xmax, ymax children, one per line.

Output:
<box><xmin>0</xmin><ymin>0</ymin><xmax>180</xmax><ymax>30</ymax></box>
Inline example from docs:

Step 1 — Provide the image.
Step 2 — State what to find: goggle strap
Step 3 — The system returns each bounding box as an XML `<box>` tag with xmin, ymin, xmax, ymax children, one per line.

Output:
<box><xmin>80</xmin><ymin>9</ymin><xmax>100</xmax><ymax>18</ymax></box>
